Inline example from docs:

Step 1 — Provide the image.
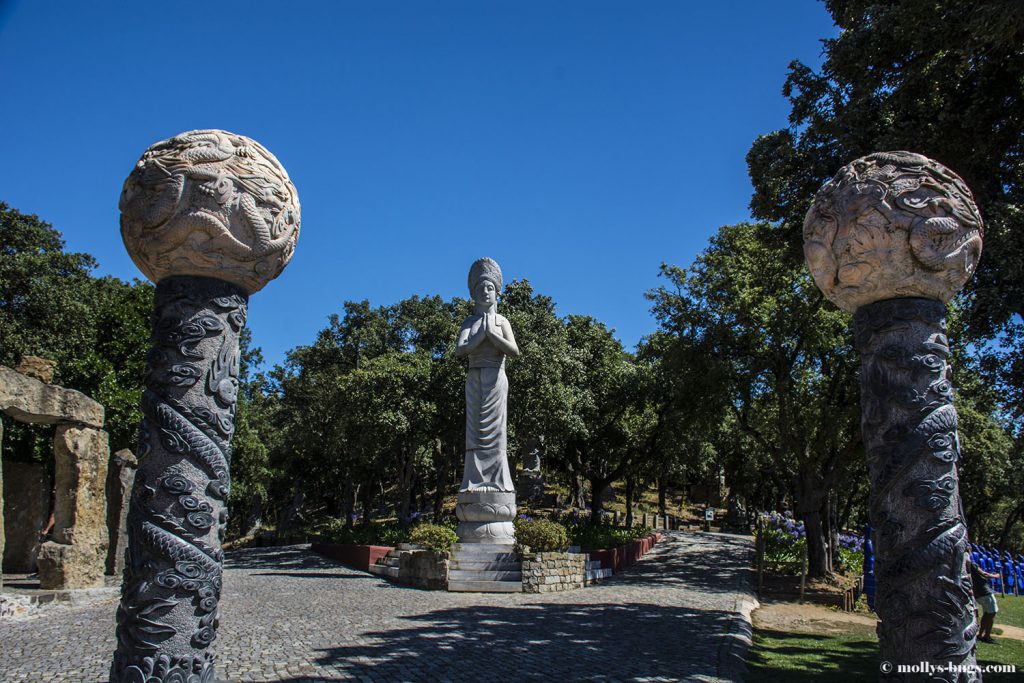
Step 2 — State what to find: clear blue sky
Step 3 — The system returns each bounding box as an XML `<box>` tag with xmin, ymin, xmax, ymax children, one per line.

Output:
<box><xmin>0</xmin><ymin>1</ymin><xmax>837</xmax><ymax>368</ymax></box>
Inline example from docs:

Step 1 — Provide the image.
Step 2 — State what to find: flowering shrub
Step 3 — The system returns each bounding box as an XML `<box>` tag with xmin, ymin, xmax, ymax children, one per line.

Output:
<box><xmin>838</xmin><ymin>533</ymin><xmax>864</xmax><ymax>552</ymax></box>
<box><xmin>758</xmin><ymin>512</ymin><xmax>866</xmax><ymax>574</ymax></box>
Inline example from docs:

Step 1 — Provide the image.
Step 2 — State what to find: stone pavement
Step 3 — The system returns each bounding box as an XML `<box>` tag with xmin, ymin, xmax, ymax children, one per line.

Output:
<box><xmin>1</xmin><ymin>531</ymin><xmax>756</xmax><ymax>682</ymax></box>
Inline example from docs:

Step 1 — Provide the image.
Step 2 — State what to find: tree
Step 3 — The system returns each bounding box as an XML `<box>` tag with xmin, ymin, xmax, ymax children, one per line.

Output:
<box><xmin>0</xmin><ymin>202</ymin><xmax>97</xmax><ymax>374</ymax></box>
<box><xmin>0</xmin><ymin>203</ymin><xmax>152</xmax><ymax>456</ymax></box>
<box><xmin>650</xmin><ymin>223</ymin><xmax>863</xmax><ymax>576</ymax></box>
<box><xmin>747</xmin><ymin>0</ymin><xmax>1024</xmax><ymax>339</ymax></box>
<box><xmin>745</xmin><ymin>0</ymin><xmax>1024</xmax><ymax>557</ymax></box>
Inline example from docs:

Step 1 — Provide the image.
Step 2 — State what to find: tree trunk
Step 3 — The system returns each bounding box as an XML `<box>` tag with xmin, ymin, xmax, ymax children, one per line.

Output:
<box><xmin>397</xmin><ymin>451</ymin><xmax>415</xmax><ymax>527</ymax></box>
<box><xmin>589</xmin><ymin>477</ymin><xmax>607</xmax><ymax>525</ymax></box>
<box><xmin>432</xmin><ymin>439</ymin><xmax>446</xmax><ymax>519</ymax></box>
<box><xmin>568</xmin><ymin>447</ymin><xmax>586</xmax><ymax>510</ymax></box>
<box><xmin>341</xmin><ymin>480</ymin><xmax>354</xmax><ymax>529</ymax></box>
<box><xmin>999</xmin><ymin>499</ymin><xmax>1024</xmax><ymax>550</ymax></box>
<box><xmin>625</xmin><ymin>476</ymin><xmax>635</xmax><ymax>528</ymax></box>
<box><xmin>360</xmin><ymin>483</ymin><xmax>373</xmax><ymax>526</ymax></box>
<box><xmin>800</xmin><ymin>505</ymin><xmax>829</xmax><ymax>578</ymax></box>
<box><xmin>346</xmin><ymin>484</ymin><xmax>358</xmax><ymax>529</ymax></box>
<box><xmin>657</xmin><ymin>477</ymin><xmax>668</xmax><ymax>516</ymax></box>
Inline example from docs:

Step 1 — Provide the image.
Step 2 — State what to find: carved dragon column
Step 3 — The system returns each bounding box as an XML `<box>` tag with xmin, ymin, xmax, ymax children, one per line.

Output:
<box><xmin>804</xmin><ymin>152</ymin><xmax>984</xmax><ymax>682</ymax></box>
<box><xmin>112</xmin><ymin>130</ymin><xmax>300</xmax><ymax>682</ymax></box>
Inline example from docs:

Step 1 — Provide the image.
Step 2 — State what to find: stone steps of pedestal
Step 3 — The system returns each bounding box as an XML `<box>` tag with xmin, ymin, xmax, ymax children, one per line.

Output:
<box><xmin>368</xmin><ymin>564</ymin><xmax>399</xmax><ymax>579</ymax></box>
<box><xmin>452</xmin><ymin>542</ymin><xmax>516</xmax><ymax>553</ymax></box>
<box><xmin>586</xmin><ymin>568</ymin><xmax>612</xmax><ymax>582</ymax></box>
<box><xmin>452</xmin><ymin>554</ymin><xmax>518</xmax><ymax>564</ymax></box>
<box><xmin>394</xmin><ymin>543</ymin><xmax>421</xmax><ymax>551</ymax></box>
<box><xmin>447</xmin><ymin>579</ymin><xmax>523</xmax><ymax>593</ymax></box>
<box><xmin>449</xmin><ymin>569</ymin><xmax>522</xmax><ymax>582</ymax></box>
<box><xmin>449</xmin><ymin>559</ymin><xmax>522</xmax><ymax>571</ymax></box>
<box><xmin>586</xmin><ymin>560</ymin><xmax>603</xmax><ymax>571</ymax></box>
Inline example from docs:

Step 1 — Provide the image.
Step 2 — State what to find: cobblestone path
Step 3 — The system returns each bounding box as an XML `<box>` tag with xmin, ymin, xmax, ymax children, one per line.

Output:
<box><xmin>2</xmin><ymin>531</ymin><xmax>755</xmax><ymax>682</ymax></box>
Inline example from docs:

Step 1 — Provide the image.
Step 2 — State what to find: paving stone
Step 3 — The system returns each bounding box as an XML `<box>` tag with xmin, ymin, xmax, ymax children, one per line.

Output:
<box><xmin>0</xmin><ymin>531</ymin><xmax>755</xmax><ymax>682</ymax></box>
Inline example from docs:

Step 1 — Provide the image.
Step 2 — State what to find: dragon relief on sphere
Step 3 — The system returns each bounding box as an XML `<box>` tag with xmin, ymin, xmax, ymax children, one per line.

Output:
<box><xmin>119</xmin><ymin>130</ymin><xmax>300</xmax><ymax>294</ymax></box>
<box><xmin>803</xmin><ymin>151</ymin><xmax>983</xmax><ymax>313</ymax></box>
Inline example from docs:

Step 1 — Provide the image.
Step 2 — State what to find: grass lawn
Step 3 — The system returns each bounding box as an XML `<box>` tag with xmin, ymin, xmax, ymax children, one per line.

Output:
<box><xmin>994</xmin><ymin>593</ymin><xmax>1024</xmax><ymax>629</ymax></box>
<box><xmin>746</xmin><ymin>604</ymin><xmax>1023</xmax><ymax>682</ymax></box>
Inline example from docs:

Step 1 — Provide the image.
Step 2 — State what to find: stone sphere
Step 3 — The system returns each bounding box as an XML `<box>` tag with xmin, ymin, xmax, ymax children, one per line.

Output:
<box><xmin>120</xmin><ymin>129</ymin><xmax>300</xmax><ymax>294</ymax></box>
<box><xmin>803</xmin><ymin>151</ymin><xmax>983</xmax><ymax>313</ymax></box>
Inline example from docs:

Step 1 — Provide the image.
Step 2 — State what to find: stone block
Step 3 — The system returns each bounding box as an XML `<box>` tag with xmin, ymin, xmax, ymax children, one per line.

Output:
<box><xmin>15</xmin><ymin>356</ymin><xmax>57</xmax><ymax>384</ymax></box>
<box><xmin>105</xmin><ymin>449</ymin><xmax>137</xmax><ymax>576</ymax></box>
<box><xmin>0</xmin><ymin>366</ymin><xmax>104</xmax><ymax>428</ymax></box>
<box><xmin>1</xmin><ymin>460</ymin><xmax>51</xmax><ymax>572</ymax></box>
<box><xmin>37</xmin><ymin>540</ymin><xmax>104</xmax><ymax>589</ymax></box>
<box><xmin>40</xmin><ymin>425</ymin><xmax>108</xmax><ymax>588</ymax></box>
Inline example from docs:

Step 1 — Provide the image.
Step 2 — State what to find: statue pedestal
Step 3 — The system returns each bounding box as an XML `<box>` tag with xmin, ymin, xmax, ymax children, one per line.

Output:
<box><xmin>455</xmin><ymin>490</ymin><xmax>516</xmax><ymax>544</ymax></box>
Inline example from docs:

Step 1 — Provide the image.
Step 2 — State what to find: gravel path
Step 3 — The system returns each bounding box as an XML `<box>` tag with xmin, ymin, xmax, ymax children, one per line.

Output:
<box><xmin>1</xmin><ymin>531</ymin><xmax>756</xmax><ymax>682</ymax></box>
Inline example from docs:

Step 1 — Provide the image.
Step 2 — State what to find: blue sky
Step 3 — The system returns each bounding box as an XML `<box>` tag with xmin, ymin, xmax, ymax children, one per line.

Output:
<box><xmin>0</xmin><ymin>1</ymin><xmax>837</xmax><ymax>368</ymax></box>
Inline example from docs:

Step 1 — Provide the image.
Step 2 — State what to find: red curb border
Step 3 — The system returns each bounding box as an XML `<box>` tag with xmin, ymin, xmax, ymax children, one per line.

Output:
<box><xmin>585</xmin><ymin>532</ymin><xmax>662</xmax><ymax>573</ymax></box>
<box><xmin>311</xmin><ymin>543</ymin><xmax>394</xmax><ymax>572</ymax></box>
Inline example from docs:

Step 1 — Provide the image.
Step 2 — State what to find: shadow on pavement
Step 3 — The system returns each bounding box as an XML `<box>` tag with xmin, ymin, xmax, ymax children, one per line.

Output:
<box><xmin>271</xmin><ymin>601</ymin><xmax>736</xmax><ymax>682</ymax></box>
<box><xmin>600</xmin><ymin>532</ymin><xmax>752</xmax><ymax>596</ymax></box>
<box><xmin>224</xmin><ymin>545</ymin><xmax>341</xmax><ymax>571</ymax></box>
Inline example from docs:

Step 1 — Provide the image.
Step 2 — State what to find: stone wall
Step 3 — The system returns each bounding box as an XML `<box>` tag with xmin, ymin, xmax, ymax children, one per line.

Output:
<box><xmin>398</xmin><ymin>550</ymin><xmax>449</xmax><ymax>590</ymax></box>
<box><xmin>521</xmin><ymin>551</ymin><xmax>586</xmax><ymax>593</ymax></box>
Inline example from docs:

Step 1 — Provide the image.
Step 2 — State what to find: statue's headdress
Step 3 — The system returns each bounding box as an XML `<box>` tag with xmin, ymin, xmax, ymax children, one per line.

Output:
<box><xmin>468</xmin><ymin>257</ymin><xmax>503</xmax><ymax>296</ymax></box>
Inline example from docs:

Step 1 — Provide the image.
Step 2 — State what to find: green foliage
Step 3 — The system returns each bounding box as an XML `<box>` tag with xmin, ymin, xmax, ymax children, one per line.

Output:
<box><xmin>739</xmin><ymin>1</ymin><xmax>1024</xmax><ymax>555</ymax></box>
<box><xmin>0</xmin><ymin>203</ymin><xmax>152</xmax><ymax>458</ymax></box>
<box><xmin>557</xmin><ymin>515</ymin><xmax>653</xmax><ymax>550</ymax></box>
<box><xmin>514</xmin><ymin>518</ymin><xmax>569</xmax><ymax>552</ymax></box>
<box><xmin>759</xmin><ymin>528</ymin><xmax>806</xmax><ymax>573</ymax></box>
<box><xmin>835</xmin><ymin>547</ymin><xmax>864</xmax><ymax>576</ymax></box>
<box><xmin>409</xmin><ymin>523</ymin><xmax>457</xmax><ymax>553</ymax></box>
<box><xmin>650</xmin><ymin>222</ymin><xmax>862</xmax><ymax>576</ymax></box>
<box><xmin>313</xmin><ymin>519</ymin><xmax>410</xmax><ymax>547</ymax></box>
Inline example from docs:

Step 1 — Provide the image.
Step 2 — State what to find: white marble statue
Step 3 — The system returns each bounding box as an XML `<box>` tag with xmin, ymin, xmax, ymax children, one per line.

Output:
<box><xmin>455</xmin><ymin>257</ymin><xmax>519</xmax><ymax>492</ymax></box>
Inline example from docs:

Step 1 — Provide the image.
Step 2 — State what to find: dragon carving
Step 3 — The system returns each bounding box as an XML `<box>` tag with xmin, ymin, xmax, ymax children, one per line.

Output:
<box><xmin>804</xmin><ymin>151</ymin><xmax>983</xmax><ymax>313</ymax></box>
<box><xmin>120</xmin><ymin>129</ymin><xmax>300</xmax><ymax>294</ymax></box>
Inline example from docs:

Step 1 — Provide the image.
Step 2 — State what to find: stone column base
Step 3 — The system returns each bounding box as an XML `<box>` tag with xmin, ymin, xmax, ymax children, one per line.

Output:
<box><xmin>455</xmin><ymin>490</ymin><xmax>516</xmax><ymax>544</ymax></box>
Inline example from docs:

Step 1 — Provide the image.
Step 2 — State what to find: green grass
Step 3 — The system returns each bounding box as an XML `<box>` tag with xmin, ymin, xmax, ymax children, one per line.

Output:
<box><xmin>993</xmin><ymin>593</ymin><xmax>1024</xmax><ymax>629</ymax></box>
<box><xmin>746</xmin><ymin>629</ymin><xmax>878</xmax><ymax>683</ymax></box>
<box><xmin>746</xmin><ymin>617</ymin><xmax>1023</xmax><ymax>682</ymax></box>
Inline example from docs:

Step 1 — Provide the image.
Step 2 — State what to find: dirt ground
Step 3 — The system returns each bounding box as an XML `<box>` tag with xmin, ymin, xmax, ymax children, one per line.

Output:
<box><xmin>753</xmin><ymin>600</ymin><xmax>1024</xmax><ymax>641</ymax></box>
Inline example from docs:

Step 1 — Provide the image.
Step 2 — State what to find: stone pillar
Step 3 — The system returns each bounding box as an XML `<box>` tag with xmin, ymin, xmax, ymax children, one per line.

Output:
<box><xmin>804</xmin><ymin>151</ymin><xmax>984</xmax><ymax>681</ymax></box>
<box><xmin>112</xmin><ymin>130</ymin><xmax>300</xmax><ymax>682</ymax></box>
<box><xmin>106</xmin><ymin>449</ymin><xmax>138</xmax><ymax>576</ymax></box>
<box><xmin>38</xmin><ymin>425</ymin><xmax>110</xmax><ymax>589</ymax></box>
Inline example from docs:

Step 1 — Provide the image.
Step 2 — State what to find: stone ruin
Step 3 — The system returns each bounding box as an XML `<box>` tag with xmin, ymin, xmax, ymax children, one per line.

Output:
<box><xmin>0</xmin><ymin>358</ymin><xmax>131</xmax><ymax>590</ymax></box>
